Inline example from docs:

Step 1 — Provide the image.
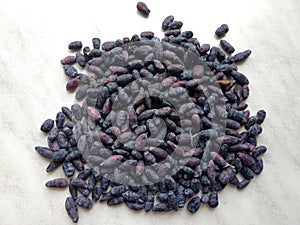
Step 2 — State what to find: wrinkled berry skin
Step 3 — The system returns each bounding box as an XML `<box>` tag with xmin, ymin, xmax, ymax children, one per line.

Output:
<box><xmin>231</xmin><ymin>71</ymin><xmax>249</xmax><ymax>85</ymax></box>
<box><xmin>145</xmin><ymin>194</ymin><xmax>154</xmax><ymax>212</ymax></box>
<box><xmin>76</xmin><ymin>52</ymin><xmax>86</xmax><ymax>67</ymax></box>
<box><xmin>63</xmin><ymin>161</ymin><xmax>75</xmax><ymax>177</ymax></box>
<box><xmin>241</xmin><ymin>167</ymin><xmax>254</xmax><ymax>180</ymax></box>
<box><xmin>45</xmin><ymin>178</ymin><xmax>68</xmax><ymax>188</ymax></box>
<box><xmin>141</xmin><ymin>31</ymin><xmax>155</xmax><ymax>39</ymax></box>
<box><xmin>71</xmin><ymin>178</ymin><xmax>88</xmax><ymax>189</ymax></box>
<box><xmin>237</xmin><ymin>179</ymin><xmax>250</xmax><ymax>189</ymax></box>
<box><xmin>137</xmin><ymin>2</ymin><xmax>150</xmax><ymax>16</ymax></box>
<box><xmin>76</xmin><ymin>196</ymin><xmax>93</xmax><ymax>209</ymax></box>
<box><xmin>237</xmin><ymin>152</ymin><xmax>256</xmax><ymax>166</ymax></box>
<box><xmin>66</xmin><ymin>76</ymin><xmax>80</xmax><ymax>92</ymax></box>
<box><xmin>208</xmin><ymin>191</ymin><xmax>219</xmax><ymax>208</ymax></box>
<box><xmin>65</xmin><ymin>197</ymin><xmax>79</xmax><ymax>223</ymax></box>
<box><xmin>215</xmin><ymin>24</ymin><xmax>229</xmax><ymax>37</ymax></box>
<box><xmin>63</xmin><ymin>65</ymin><xmax>78</xmax><ymax>78</ymax></box>
<box><xmin>68</xmin><ymin>41</ymin><xmax>82</xmax><ymax>50</ymax></box>
<box><xmin>52</xmin><ymin>149</ymin><xmax>68</xmax><ymax>163</ymax></box>
<box><xmin>256</xmin><ymin>110</ymin><xmax>266</xmax><ymax>124</ymax></box>
<box><xmin>40</xmin><ymin>119</ymin><xmax>54</xmax><ymax>133</ymax></box>
<box><xmin>253</xmin><ymin>146</ymin><xmax>267</xmax><ymax>158</ymax></box>
<box><xmin>46</xmin><ymin>161</ymin><xmax>60</xmax><ymax>173</ymax></box>
<box><xmin>61</xmin><ymin>56</ymin><xmax>76</xmax><ymax>65</ymax></box>
<box><xmin>231</xmin><ymin>50</ymin><xmax>252</xmax><ymax>63</ymax></box>
<box><xmin>55</xmin><ymin>112</ymin><xmax>65</xmax><ymax>129</ymax></box>
<box><xmin>168</xmin><ymin>191</ymin><xmax>178</xmax><ymax>211</ymax></box>
<box><xmin>92</xmin><ymin>37</ymin><xmax>101</xmax><ymax>49</ymax></box>
<box><xmin>168</xmin><ymin>21</ymin><xmax>183</xmax><ymax>30</ymax></box>
<box><xmin>187</xmin><ymin>196</ymin><xmax>201</xmax><ymax>213</ymax></box>
<box><xmin>162</xmin><ymin>15</ymin><xmax>174</xmax><ymax>31</ymax></box>
<box><xmin>248</xmin><ymin>124</ymin><xmax>262</xmax><ymax>136</ymax></box>
<box><xmin>35</xmin><ymin>146</ymin><xmax>54</xmax><ymax>159</ymax></box>
<box><xmin>125</xmin><ymin>202</ymin><xmax>145</xmax><ymax>211</ymax></box>
<box><xmin>152</xmin><ymin>203</ymin><xmax>172</xmax><ymax>212</ymax></box>
<box><xmin>220</xmin><ymin>40</ymin><xmax>235</xmax><ymax>54</ymax></box>
<box><xmin>219</xmin><ymin>167</ymin><xmax>235</xmax><ymax>185</ymax></box>
<box><xmin>199</xmin><ymin>44</ymin><xmax>210</xmax><ymax>53</ymax></box>
<box><xmin>102</xmin><ymin>41</ymin><xmax>115</xmax><ymax>51</ymax></box>
<box><xmin>107</xmin><ymin>197</ymin><xmax>124</xmax><ymax>206</ymax></box>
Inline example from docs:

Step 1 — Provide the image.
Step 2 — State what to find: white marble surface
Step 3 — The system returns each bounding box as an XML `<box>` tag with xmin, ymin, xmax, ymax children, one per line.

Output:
<box><xmin>0</xmin><ymin>0</ymin><xmax>300</xmax><ymax>224</ymax></box>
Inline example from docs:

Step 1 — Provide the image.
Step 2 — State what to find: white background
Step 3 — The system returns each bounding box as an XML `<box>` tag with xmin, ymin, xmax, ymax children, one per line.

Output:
<box><xmin>0</xmin><ymin>0</ymin><xmax>300</xmax><ymax>224</ymax></box>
